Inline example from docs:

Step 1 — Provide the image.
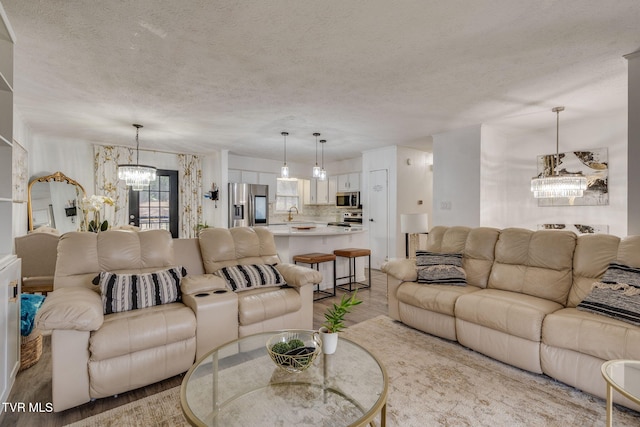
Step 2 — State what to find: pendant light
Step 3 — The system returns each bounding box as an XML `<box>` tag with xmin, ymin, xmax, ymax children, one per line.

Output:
<box><xmin>280</xmin><ymin>131</ymin><xmax>289</xmax><ymax>178</ymax></box>
<box><xmin>312</xmin><ymin>132</ymin><xmax>321</xmax><ymax>178</ymax></box>
<box><xmin>531</xmin><ymin>107</ymin><xmax>587</xmax><ymax>198</ymax></box>
<box><xmin>117</xmin><ymin>124</ymin><xmax>157</xmax><ymax>191</ymax></box>
<box><xmin>318</xmin><ymin>139</ymin><xmax>327</xmax><ymax>181</ymax></box>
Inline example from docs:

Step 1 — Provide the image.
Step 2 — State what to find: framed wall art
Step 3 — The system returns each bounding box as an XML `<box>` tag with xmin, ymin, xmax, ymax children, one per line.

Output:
<box><xmin>12</xmin><ymin>139</ymin><xmax>28</xmax><ymax>203</ymax></box>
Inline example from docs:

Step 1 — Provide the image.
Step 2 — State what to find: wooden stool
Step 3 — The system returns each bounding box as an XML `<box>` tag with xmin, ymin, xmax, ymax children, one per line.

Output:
<box><xmin>293</xmin><ymin>252</ymin><xmax>336</xmax><ymax>301</ymax></box>
<box><xmin>334</xmin><ymin>248</ymin><xmax>371</xmax><ymax>292</ymax></box>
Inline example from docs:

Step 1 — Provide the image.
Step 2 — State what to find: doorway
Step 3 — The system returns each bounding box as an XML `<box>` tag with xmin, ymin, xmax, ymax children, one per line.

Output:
<box><xmin>128</xmin><ymin>169</ymin><xmax>179</xmax><ymax>238</ymax></box>
<box><xmin>368</xmin><ymin>169</ymin><xmax>389</xmax><ymax>269</ymax></box>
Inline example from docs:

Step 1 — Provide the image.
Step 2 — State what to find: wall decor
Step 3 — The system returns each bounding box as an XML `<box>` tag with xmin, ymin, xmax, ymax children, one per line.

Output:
<box><xmin>12</xmin><ymin>139</ymin><xmax>27</xmax><ymax>203</ymax></box>
<box><xmin>538</xmin><ymin>223</ymin><xmax>608</xmax><ymax>234</ymax></box>
<box><xmin>537</xmin><ymin>148</ymin><xmax>608</xmax><ymax>206</ymax></box>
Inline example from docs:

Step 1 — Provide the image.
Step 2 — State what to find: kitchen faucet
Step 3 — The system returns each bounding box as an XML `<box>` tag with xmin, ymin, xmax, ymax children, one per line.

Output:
<box><xmin>287</xmin><ymin>206</ymin><xmax>298</xmax><ymax>222</ymax></box>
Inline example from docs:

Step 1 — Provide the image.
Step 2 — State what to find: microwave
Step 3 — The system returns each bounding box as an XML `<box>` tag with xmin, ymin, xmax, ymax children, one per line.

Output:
<box><xmin>336</xmin><ymin>191</ymin><xmax>360</xmax><ymax>208</ymax></box>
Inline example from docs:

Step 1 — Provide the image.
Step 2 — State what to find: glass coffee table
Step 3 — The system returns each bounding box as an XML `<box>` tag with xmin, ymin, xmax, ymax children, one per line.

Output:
<box><xmin>601</xmin><ymin>360</ymin><xmax>640</xmax><ymax>427</ymax></box>
<box><xmin>180</xmin><ymin>330</ymin><xmax>388</xmax><ymax>426</ymax></box>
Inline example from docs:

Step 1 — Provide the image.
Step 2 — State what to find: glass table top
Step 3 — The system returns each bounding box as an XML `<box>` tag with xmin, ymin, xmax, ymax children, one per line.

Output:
<box><xmin>180</xmin><ymin>330</ymin><xmax>388</xmax><ymax>427</ymax></box>
<box><xmin>601</xmin><ymin>360</ymin><xmax>640</xmax><ymax>404</ymax></box>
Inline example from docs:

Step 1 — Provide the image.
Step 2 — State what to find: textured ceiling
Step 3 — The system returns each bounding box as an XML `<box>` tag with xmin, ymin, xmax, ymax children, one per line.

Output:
<box><xmin>3</xmin><ymin>1</ymin><xmax>640</xmax><ymax>163</ymax></box>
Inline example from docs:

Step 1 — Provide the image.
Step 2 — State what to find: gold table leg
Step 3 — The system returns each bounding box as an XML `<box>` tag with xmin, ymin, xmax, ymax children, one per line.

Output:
<box><xmin>606</xmin><ymin>383</ymin><xmax>613</xmax><ymax>427</ymax></box>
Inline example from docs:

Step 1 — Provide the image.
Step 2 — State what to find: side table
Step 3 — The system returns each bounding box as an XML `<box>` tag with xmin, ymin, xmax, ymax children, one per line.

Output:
<box><xmin>601</xmin><ymin>359</ymin><xmax>640</xmax><ymax>427</ymax></box>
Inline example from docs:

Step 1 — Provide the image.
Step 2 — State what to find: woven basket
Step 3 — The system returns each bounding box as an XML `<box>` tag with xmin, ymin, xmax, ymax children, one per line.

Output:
<box><xmin>20</xmin><ymin>329</ymin><xmax>43</xmax><ymax>371</ymax></box>
<box><xmin>266</xmin><ymin>331</ymin><xmax>321</xmax><ymax>373</ymax></box>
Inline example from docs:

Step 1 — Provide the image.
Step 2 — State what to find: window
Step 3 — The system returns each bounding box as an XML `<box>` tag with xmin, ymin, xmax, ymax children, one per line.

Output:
<box><xmin>275</xmin><ymin>178</ymin><xmax>301</xmax><ymax>212</ymax></box>
<box><xmin>128</xmin><ymin>169</ymin><xmax>179</xmax><ymax>237</ymax></box>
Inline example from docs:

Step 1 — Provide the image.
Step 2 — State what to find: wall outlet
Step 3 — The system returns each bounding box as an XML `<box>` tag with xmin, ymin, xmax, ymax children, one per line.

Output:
<box><xmin>440</xmin><ymin>201</ymin><xmax>452</xmax><ymax>210</ymax></box>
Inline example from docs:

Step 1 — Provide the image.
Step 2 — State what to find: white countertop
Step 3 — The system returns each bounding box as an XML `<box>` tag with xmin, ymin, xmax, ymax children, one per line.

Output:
<box><xmin>267</xmin><ymin>224</ymin><xmax>365</xmax><ymax>236</ymax></box>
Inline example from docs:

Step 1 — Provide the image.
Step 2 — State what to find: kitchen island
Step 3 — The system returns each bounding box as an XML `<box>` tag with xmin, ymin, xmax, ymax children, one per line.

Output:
<box><xmin>268</xmin><ymin>224</ymin><xmax>369</xmax><ymax>292</ymax></box>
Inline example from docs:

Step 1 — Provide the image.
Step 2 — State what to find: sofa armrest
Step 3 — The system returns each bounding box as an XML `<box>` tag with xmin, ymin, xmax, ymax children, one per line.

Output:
<box><xmin>275</xmin><ymin>263</ymin><xmax>322</xmax><ymax>288</ymax></box>
<box><xmin>36</xmin><ymin>287</ymin><xmax>104</xmax><ymax>331</ymax></box>
<box><xmin>181</xmin><ymin>274</ymin><xmax>227</xmax><ymax>296</ymax></box>
<box><xmin>381</xmin><ymin>258</ymin><xmax>418</xmax><ymax>282</ymax></box>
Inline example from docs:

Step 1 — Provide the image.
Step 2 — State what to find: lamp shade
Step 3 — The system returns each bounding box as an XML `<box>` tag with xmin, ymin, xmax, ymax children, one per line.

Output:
<box><xmin>400</xmin><ymin>213</ymin><xmax>429</xmax><ymax>234</ymax></box>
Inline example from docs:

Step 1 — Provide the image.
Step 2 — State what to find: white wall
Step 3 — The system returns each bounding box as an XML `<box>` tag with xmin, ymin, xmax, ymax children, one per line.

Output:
<box><xmin>432</xmin><ymin>125</ymin><xmax>482</xmax><ymax>227</ymax></box>
<box><xmin>627</xmin><ymin>51</ymin><xmax>640</xmax><ymax>234</ymax></box>
<box><xmin>12</xmin><ymin>112</ymin><xmax>31</xmax><ymax>237</ymax></box>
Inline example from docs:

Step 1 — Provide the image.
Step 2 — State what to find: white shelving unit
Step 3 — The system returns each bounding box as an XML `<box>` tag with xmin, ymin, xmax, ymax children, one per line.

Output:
<box><xmin>0</xmin><ymin>1</ymin><xmax>20</xmax><ymax>406</ymax></box>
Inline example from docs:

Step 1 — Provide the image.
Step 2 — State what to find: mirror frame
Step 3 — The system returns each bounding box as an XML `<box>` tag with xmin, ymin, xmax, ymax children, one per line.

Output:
<box><xmin>27</xmin><ymin>171</ymin><xmax>86</xmax><ymax>231</ymax></box>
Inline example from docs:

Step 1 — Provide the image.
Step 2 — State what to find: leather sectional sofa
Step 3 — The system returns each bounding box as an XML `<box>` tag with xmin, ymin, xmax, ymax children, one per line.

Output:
<box><xmin>382</xmin><ymin>226</ymin><xmax>640</xmax><ymax>411</ymax></box>
<box><xmin>36</xmin><ymin>226</ymin><xmax>321</xmax><ymax>412</ymax></box>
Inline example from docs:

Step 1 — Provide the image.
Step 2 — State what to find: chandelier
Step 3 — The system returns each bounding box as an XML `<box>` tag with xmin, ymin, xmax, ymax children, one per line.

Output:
<box><xmin>531</xmin><ymin>107</ymin><xmax>587</xmax><ymax>198</ymax></box>
<box><xmin>318</xmin><ymin>139</ymin><xmax>327</xmax><ymax>181</ymax></box>
<box><xmin>312</xmin><ymin>132</ymin><xmax>321</xmax><ymax>178</ymax></box>
<box><xmin>280</xmin><ymin>131</ymin><xmax>289</xmax><ymax>178</ymax></box>
<box><xmin>118</xmin><ymin>124</ymin><xmax>157</xmax><ymax>191</ymax></box>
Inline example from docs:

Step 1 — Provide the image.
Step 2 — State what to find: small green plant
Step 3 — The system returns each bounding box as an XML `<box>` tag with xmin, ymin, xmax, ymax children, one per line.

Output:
<box><xmin>322</xmin><ymin>291</ymin><xmax>362</xmax><ymax>333</ymax></box>
<box><xmin>271</xmin><ymin>338</ymin><xmax>305</xmax><ymax>355</ymax></box>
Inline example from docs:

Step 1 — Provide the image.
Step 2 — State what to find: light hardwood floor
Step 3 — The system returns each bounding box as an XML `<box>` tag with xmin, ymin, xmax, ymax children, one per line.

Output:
<box><xmin>1</xmin><ymin>269</ymin><xmax>388</xmax><ymax>427</ymax></box>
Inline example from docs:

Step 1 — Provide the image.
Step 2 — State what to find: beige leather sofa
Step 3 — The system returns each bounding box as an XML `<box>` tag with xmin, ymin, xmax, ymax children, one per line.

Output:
<box><xmin>36</xmin><ymin>227</ymin><xmax>320</xmax><ymax>412</ymax></box>
<box><xmin>383</xmin><ymin>226</ymin><xmax>640</xmax><ymax>411</ymax></box>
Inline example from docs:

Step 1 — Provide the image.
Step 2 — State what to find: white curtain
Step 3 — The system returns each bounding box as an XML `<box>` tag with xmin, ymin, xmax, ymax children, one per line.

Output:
<box><xmin>178</xmin><ymin>154</ymin><xmax>203</xmax><ymax>238</ymax></box>
<box><xmin>94</xmin><ymin>145</ymin><xmax>133</xmax><ymax>227</ymax></box>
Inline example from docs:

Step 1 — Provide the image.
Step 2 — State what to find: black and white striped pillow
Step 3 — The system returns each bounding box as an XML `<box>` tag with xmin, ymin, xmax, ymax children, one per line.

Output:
<box><xmin>98</xmin><ymin>267</ymin><xmax>184</xmax><ymax>315</ymax></box>
<box><xmin>415</xmin><ymin>251</ymin><xmax>466</xmax><ymax>286</ymax></box>
<box><xmin>577</xmin><ymin>262</ymin><xmax>640</xmax><ymax>326</ymax></box>
<box><xmin>216</xmin><ymin>264</ymin><xmax>286</xmax><ymax>292</ymax></box>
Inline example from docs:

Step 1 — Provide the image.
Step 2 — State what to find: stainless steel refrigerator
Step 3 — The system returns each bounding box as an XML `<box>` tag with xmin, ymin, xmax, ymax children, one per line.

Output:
<box><xmin>228</xmin><ymin>183</ymin><xmax>269</xmax><ymax>227</ymax></box>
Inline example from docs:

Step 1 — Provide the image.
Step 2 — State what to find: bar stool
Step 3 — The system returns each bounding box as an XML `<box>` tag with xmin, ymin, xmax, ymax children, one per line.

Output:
<box><xmin>292</xmin><ymin>252</ymin><xmax>337</xmax><ymax>301</ymax></box>
<box><xmin>334</xmin><ymin>248</ymin><xmax>371</xmax><ymax>292</ymax></box>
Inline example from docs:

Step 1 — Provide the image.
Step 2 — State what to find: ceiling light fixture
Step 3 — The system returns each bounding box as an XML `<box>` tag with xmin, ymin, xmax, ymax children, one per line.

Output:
<box><xmin>312</xmin><ymin>132</ymin><xmax>321</xmax><ymax>178</ymax></box>
<box><xmin>318</xmin><ymin>139</ymin><xmax>327</xmax><ymax>181</ymax></box>
<box><xmin>280</xmin><ymin>131</ymin><xmax>289</xmax><ymax>178</ymax></box>
<box><xmin>531</xmin><ymin>107</ymin><xmax>587</xmax><ymax>198</ymax></box>
<box><xmin>117</xmin><ymin>124</ymin><xmax>157</xmax><ymax>191</ymax></box>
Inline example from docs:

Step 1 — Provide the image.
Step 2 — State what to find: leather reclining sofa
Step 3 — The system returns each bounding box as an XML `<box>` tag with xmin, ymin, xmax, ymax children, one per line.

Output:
<box><xmin>36</xmin><ymin>226</ymin><xmax>321</xmax><ymax>412</ymax></box>
<box><xmin>382</xmin><ymin>226</ymin><xmax>640</xmax><ymax>411</ymax></box>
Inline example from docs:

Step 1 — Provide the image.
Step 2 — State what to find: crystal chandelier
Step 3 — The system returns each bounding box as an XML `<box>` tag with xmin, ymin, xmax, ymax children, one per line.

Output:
<box><xmin>531</xmin><ymin>107</ymin><xmax>587</xmax><ymax>198</ymax></box>
<box><xmin>312</xmin><ymin>132</ymin><xmax>321</xmax><ymax>178</ymax></box>
<box><xmin>117</xmin><ymin>124</ymin><xmax>157</xmax><ymax>191</ymax></box>
<box><xmin>318</xmin><ymin>139</ymin><xmax>327</xmax><ymax>181</ymax></box>
<box><xmin>280</xmin><ymin>131</ymin><xmax>289</xmax><ymax>178</ymax></box>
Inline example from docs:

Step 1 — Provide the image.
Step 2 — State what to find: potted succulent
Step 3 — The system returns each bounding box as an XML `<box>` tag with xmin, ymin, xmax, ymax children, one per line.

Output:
<box><xmin>319</xmin><ymin>291</ymin><xmax>362</xmax><ymax>354</ymax></box>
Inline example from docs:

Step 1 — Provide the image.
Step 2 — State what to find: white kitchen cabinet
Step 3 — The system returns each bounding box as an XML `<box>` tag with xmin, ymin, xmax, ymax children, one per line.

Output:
<box><xmin>303</xmin><ymin>179</ymin><xmax>330</xmax><ymax>205</ymax></box>
<box><xmin>228</xmin><ymin>169</ymin><xmax>242</xmax><ymax>183</ymax></box>
<box><xmin>258</xmin><ymin>172</ymin><xmax>277</xmax><ymax>203</ymax></box>
<box><xmin>0</xmin><ymin>256</ymin><xmax>20</xmax><ymax>404</ymax></box>
<box><xmin>337</xmin><ymin>173</ymin><xmax>360</xmax><ymax>192</ymax></box>
<box><xmin>328</xmin><ymin>176</ymin><xmax>338</xmax><ymax>205</ymax></box>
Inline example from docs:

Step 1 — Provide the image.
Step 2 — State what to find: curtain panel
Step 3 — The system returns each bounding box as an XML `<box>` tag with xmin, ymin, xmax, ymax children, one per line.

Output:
<box><xmin>94</xmin><ymin>145</ymin><xmax>133</xmax><ymax>227</ymax></box>
<box><xmin>178</xmin><ymin>154</ymin><xmax>203</xmax><ymax>238</ymax></box>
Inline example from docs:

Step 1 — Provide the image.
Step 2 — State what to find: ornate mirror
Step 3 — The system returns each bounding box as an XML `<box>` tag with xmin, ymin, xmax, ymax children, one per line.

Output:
<box><xmin>27</xmin><ymin>171</ymin><xmax>86</xmax><ymax>233</ymax></box>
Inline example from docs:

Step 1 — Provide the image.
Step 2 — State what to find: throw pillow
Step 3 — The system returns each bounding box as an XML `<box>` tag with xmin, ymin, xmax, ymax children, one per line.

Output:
<box><xmin>415</xmin><ymin>251</ymin><xmax>466</xmax><ymax>286</ymax></box>
<box><xmin>577</xmin><ymin>262</ymin><xmax>640</xmax><ymax>326</ymax></box>
<box><xmin>98</xmin><ymin>267</ymin><xmax>184</xmax><ymax>315</ymax></box>
<box><xmin>216</xmin><ymin>264</ymin><xmax>286</xmax><ymax>292</ymax></box>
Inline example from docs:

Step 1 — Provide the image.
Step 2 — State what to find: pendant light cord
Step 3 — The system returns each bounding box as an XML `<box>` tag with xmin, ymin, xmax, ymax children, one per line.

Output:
<box><xmin>552</xmin><ymin>106</ymin><xmax>564</xmax><ymax>177</ymax></box>
<box><xmin>133</xmin><ymin>123</ymin><xmax>143</xmax><ymax>166</ymax></box>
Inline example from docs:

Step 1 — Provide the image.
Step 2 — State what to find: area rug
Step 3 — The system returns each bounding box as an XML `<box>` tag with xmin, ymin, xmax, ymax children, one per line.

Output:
<box><xmin>65</xmin><ymin>315</ymin><xmax>640</xmax><ymax>426</ymax></box>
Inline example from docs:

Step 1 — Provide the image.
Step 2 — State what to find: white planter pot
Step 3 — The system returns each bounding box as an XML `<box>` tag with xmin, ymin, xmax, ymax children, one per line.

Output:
<box><xmin>319</xmin><ymin>327</ymin><xmax>338</xmax><ymax>354</ymax></box>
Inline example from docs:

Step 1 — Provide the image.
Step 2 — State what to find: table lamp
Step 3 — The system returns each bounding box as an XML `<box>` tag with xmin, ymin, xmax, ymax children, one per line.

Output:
<box><xmin>400</xmin><ymin>213</ymin><xmax>429</xmax><ymax>259</ymax></box>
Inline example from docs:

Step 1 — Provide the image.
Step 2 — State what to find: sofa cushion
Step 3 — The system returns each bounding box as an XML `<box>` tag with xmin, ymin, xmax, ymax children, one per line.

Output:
<box><xmin>542</xmin><ymin>307</ymin><xmax>640</xmax><ymax>361</ymax></box>
<box><xmin>237</xmin><ymin>287</ymin><xmax>302</xmax><ymax>325</ymax></box>
<box><xmin>216</xmin><ymin>264</ymin><xmax>286</xmax><ymax>292</ymax></box>
<box><xmin>577</xmin><ymin>282</ymin><xmax>640</xmax><ymax>326</ymax></box>
<box><xmin>488</xmin><ymin>228</ymin><xmax>576</xmax><ymax>305</ymax></box>
<box><xmin>455</xmin><ymin>289</ymin><xmax>563</xmax><ymax>341</ymax></box>
<box><xmin>415</xmin><ymin>251</ymin><xmax>466</xmax><ymax>285</ymax></box>
<box><xmin>397</xmin><ymin>282</ymin><xmax>481</xmax><ymax>316</ymax></box>
<box><xmin>90</xmin><ymin>302</ymin><xmax>196</xmax><ymax>361</ymax></box>
<box><xmin>98</xmin><ymin>267</ymin><xmax>184</xmax><ymax>314</ymax></box>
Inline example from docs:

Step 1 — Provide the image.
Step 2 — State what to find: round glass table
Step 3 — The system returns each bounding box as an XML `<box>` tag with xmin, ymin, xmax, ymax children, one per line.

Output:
<box><xmin>181</xmin><ymin>330</ymin><xmax>388</xmax><ymax>426</ymax></box>
<box><xmin>601</xmin><ymin>360</ymin><xmax>640</xmax><ymax>427</ymax></box>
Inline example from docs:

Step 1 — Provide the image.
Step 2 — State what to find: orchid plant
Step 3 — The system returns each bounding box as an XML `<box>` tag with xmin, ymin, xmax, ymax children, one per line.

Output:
<box><xmin>81</xmin><ymin>195</ymin><xmax>115</xmax><ymax>232</ymax></box>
